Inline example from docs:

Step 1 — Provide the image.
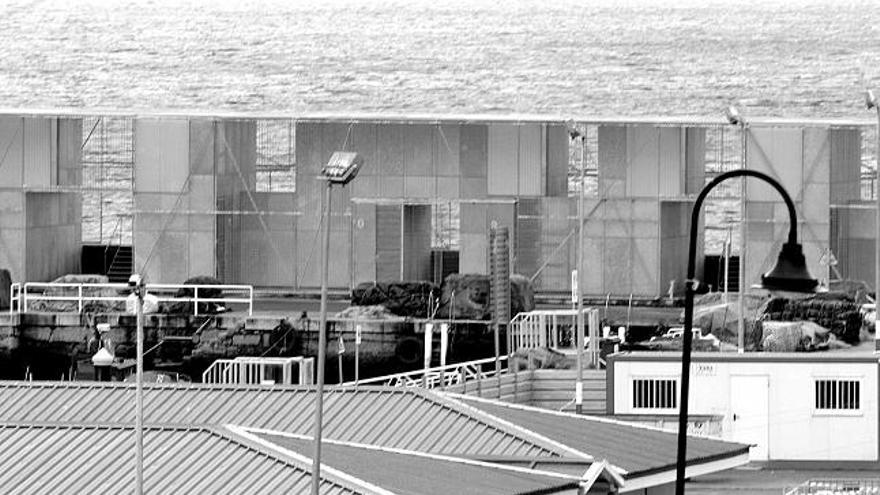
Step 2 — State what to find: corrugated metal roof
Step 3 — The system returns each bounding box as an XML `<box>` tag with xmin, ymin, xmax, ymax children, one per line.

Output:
<box><xmin>449</xmin><ymin>395</ymin><xmax>750</xmax><ymax>477</ymax></box>
<box><xmin>251</xmin><ymin>431</ymin><xmax>582</xmax><ymax>495</ymax></box>
<box><xmin>0</xmin><ymin>382</ymin><xmax>565</xmax><ymax>459</ymax></box>
<box><xmin>0</xmin><ymin>424</ymin><xmax>362</xmax><ymax>495</ymax></box>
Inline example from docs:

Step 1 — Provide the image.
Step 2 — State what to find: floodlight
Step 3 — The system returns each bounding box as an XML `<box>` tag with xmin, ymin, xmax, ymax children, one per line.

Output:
<box><xmin>322</xmin><ymin>151</ymin><xmax>363</xmax><ymax>185</ymax></box>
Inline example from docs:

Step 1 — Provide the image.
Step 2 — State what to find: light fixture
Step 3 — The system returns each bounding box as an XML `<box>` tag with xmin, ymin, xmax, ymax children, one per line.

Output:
<box><xmin>725</xmin><ymin>105</ymin><xmax>742</xmax><ymax>125</ymax></box>
<box><xmin>321</xmin><ymin>151</ymin><xmax>362</xmax><ymax>185</ymax></box>
<box><xmin>865</xmin><ymin>89</ymin><xmax>877</xmax><ymax>110</ymax></box>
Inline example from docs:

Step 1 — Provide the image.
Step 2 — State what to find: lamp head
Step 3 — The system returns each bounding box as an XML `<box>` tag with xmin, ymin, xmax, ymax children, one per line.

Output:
<box><xmin>322</xmin><ymin>151</ymin><xmax>363</xmax><ymax>185</ymax></box>
<box><xmin>724</xmin><ymin>105</ymin><xmax>743</xmax><ymax>125</ymax></box>
<box><xmin>759</xmin><ymin>242</ymin><xmax>819</xmax><ymax>293</ymax></box>
<box><xmin>866</xmin><ymin>89</ymin><xmax>877</xmax><ymax>110</ymax></box>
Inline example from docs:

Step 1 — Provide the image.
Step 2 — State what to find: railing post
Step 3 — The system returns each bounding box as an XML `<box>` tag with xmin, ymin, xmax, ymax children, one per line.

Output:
<box><xmin>78</xmin><ymin>284</ymin><xmax>84</xmax><ymax>314</ymax></box>
<box><xmin>248</xmin><ymin>286</ymin><xmax>253</xmax><ymax>316</ymax></box>
<box><xmin>194</xmin><ymin>286</ymin><xmax>199</xmax><ymax>316</ymax></box>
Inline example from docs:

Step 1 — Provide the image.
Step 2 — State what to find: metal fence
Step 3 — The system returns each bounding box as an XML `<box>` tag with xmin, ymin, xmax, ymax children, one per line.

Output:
<box><xmin>10</xmin><ymin>282</ymin><xmax>254</xmax><ymax>316</ymax></box>
<box><xmin>784</xmin><ymin>479</ymin><xmax>880</xmax><ymax>495</ymax></box>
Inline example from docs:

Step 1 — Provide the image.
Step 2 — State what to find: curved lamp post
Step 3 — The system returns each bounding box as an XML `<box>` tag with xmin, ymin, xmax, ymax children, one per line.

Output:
<box><xmin>675</xmin><ymin>169</ymin><xmax>817</xmax><ymax>494</ymax></box>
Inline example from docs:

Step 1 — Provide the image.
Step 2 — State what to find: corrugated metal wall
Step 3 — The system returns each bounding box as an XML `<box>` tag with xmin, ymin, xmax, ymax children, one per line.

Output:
<box><xmin>0</xmin><ymin>116</ymin><xmax>82</xmax><ymax>281</ymax></box>
<box><xmin>742</xmin><ymin>126</ymin><xmax>862</xmax><ymax>288</ymax></box>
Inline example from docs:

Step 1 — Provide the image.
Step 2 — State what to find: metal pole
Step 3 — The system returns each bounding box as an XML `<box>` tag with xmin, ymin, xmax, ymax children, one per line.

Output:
<box><xmin>338</xmin><ymin>337</ymin><xmax>344</xmax><ymax>384</ymax></box>
<box><xmin>575</xmin><ymin>133</ymin><xmax>586</xmax><ymax>413</ymax></box>
<box><xmin>135</xmin><ymin>279</ymin><xmax>144</xmax><ymax>495</ymax></box>
<box><xmin>675</xmin><ymin>169</ymin><xmax>801</xmax><ymax>494</ymax></box>
<box><xmin>874</xmin><ymin>103</ymin><xmax>880</xmax><ymax>353</ymax></box>
<box><xmin>723</xmin><ymin>228</ymin><xmax>731</xmax><ymax>305</ymax></box>
<box><xmin>738</xmin><ymin>123</ymin><xmax>747</xmax><ymax>353</ymax></box>
<box><xmin>311</xmin><ymin>181</ymin><xmax>332</xmax><ymax>495</ymax></box>
<box><xmin>355</xmin><ymin>324</ymin><xmax>360</xmax><ymax>385</ymax></box>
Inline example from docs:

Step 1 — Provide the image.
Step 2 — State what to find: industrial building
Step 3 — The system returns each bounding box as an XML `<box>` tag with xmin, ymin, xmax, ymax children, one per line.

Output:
<box><xmin>607</xmin><ymin>352</ymin><xmax>880</xmax><ymax>468</ymax></box>
<box><xmin>0</xmin><ymin>110</ymin><xmax>876</xmax><ymax>299</ymax></box>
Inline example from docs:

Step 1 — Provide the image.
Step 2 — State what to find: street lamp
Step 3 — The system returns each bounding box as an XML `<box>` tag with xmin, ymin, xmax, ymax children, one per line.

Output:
<box><xmin>674</xmin><ymin>169</ymin><xmax>817</xmax><ymax>494</ymax></box>
<box><xmin>311</xmin><ymin>151</ymin><xmax>362</xmax><ymax>495</ymax></box>
<box><xmin>866</xmin><ymin>89</ymin><xmax>880</xmax><ymax>353</ymax></box>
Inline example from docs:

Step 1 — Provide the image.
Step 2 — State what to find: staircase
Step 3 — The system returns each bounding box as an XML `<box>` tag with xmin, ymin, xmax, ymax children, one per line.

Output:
<box><xmin>106</xmin><ymin>246</ymin><xmax>133</xmax><ymax>283</ymax></box>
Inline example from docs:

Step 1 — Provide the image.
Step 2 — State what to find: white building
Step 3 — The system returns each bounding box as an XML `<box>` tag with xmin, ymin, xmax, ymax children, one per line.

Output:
<box><xmin>608</xmin><ymin>352</ymin><xmax>879</xmax><ymax>467</ymax></box>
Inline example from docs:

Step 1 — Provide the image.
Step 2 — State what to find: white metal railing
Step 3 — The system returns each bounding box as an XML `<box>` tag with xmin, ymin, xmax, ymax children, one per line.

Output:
<box><xmin>508</xmin><ymin>308</ymin><xmax>600</xmax><ymax>353</ymax></box>
<box><xmin>348</xmin><ymin>355</ymin><xmax>508</xmax><ymax>390</ymax></box>
<box><xmin>11</xmin><ymin>282</ymin><xmax>253</xmax><ymax>316</ymax></box>
<box><xmin>784</xmin><ymin>479</ymin><xmax>880</xmax><ymax>495</ymax></box>
<box><xmin>9</xmin><ymin>283</ymin><xmax>21</xmax><ymax>315</ymax></box>
<box><xmin>202</xmin><ymin>356</ymin><xmax>314</xmax><ymax>385</ymax></box>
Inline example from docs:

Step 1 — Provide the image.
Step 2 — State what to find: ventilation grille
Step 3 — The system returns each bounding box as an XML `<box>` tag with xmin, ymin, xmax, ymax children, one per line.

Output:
<box><xmin>815</xmin><ymin>379</ymin><xmax>860</xmax><ymax>411</ymax></box>
<box><xmin>632</xmin><ymin>378</ymin><xmax>678</xmax><ymax>409</ymax></box>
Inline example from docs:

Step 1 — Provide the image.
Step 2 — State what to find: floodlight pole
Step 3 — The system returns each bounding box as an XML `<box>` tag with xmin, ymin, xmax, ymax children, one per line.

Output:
<box><xmin>870</xmin><ymin>91</ymin><xmax>880</xmax><ymax>353</ymax></box>
<box><xmin>676</xmin><ymin>169</ymin><xmax>799</xmax><ymax>494</ymax></box>
<box><xmin>311</xmin><ymin>180</ymin><xmax>332</xmax><ymax>495</ymax></box>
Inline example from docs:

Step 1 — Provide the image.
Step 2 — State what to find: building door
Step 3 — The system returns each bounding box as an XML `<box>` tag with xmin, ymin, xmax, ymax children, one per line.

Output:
<box><xmin>729</xmin><ymin>374</ymin><xmax>769</xmax><ymax>461</ymax></box>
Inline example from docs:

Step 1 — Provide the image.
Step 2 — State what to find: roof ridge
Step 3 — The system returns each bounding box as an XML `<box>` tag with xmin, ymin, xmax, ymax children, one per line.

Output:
<box><xmin>224</xmin><ymin>424</ymin><xmax>396</xmax><ymax>495</ymax></box>
<box><xmin>435</xmin><ymin>392</ymin><xmax>595</xmax><ymax>461</ymax></box>
<box><xmin>446</xmin><ymin>393</ymin><xmax>745</xmax><ymax>445</ymax></box>
<box><xmin>240</xmin><ymin>426</ymin><xmax>590</xmax><ymax>483</ymax></box>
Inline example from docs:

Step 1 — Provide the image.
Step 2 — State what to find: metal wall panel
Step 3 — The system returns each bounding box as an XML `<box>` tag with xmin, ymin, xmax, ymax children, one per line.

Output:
<box><xmin>545</xmin><ymin>124</ymin><xmax>569</xmax><ymax>197</ymax></box>
<box><xmin>460</xmin><ymin>203</ymin><xmax>488</xmax><ymax>273</ymax></box>
<box><xmin>23</xmin><ymin>118</ymin><xmax>51</xmax><ymax>188</ymax></box>
<box><xmin>829</xmin><ymin>128</ymin><xmax>861</xmax><ymax>203</ymax></box>
<box><xmin>538</xmin><ymin>198</ymin><xmax>571</xmax><ymax>291</ymax></box>
<box><xmin>405</xmin><ymin>125</ymin><xmax>433</xmax><ymax>176</ymax></box>
<box><xmin>378</xmin><ymin>124</ymin><xmax>406</xmax><ymax>177</ymax></box>
<box><xmin>747</xmin><ymin>127</ymin><xmax>804</xmax><ymax>202</ymax></box>
<box><xmin>830</xmin><ymin>205</ymin><xmax>875</xmax><ymax>286</ymax></box>
<box><xmin>487</xmin><ymin>125</ymin><xmax>518</xmax><ymax>196</ymax></box>
<box><xmin>189</xmin><ymin>119</ymin><xmax>216</xmax><ymax>175</ymax></box>
<box><xmin>0</xmin><ymin>117</ymin><xmax>23</xmax><ymax>187</ymax></box>
<box><xmin>685</xmin><ymin>127</ymin><xmax>706</xmax><ymax>195</ymax></box>
<box><xmin>517</xmin><ymin>124</ymin><xmax>544</xmax><ymax>196</ymax></box>
<box><xmin>56</xmin><ymin>118</ymin><xmax>82</xmax><ymax>187</ymax></box>
<box><xmin>434</xmin><ymin>124</ymin><xmax>460</xmax><ymax>178</ymax></box>
<box><xmin>134</xmin><ymin>119</ymin><xmax>190</xmax><ymax>193</ymax></box>
<box><xmin>658</xmin><ymin>127</ymin><xmax>684</xmax><ymax>197</ymax></box>
<box><xmin>459</xmin><ymin>124</ymin><xmax>487</xmax><ymax>178</ymax></box>
<box><xmin>597</xmin><ymin>126</ymin><xmax>626</xmax><ymax>197</ymax></box>
<box><xmin>25</xmin><ymin>192</ymin><xmax>81</xmax><ymax>281</ymax></box>
<box><xmin>352</xmin><ymin>203</ymin><xmax>377</xmax><ymax>283</ymax></box>
<box><xmin>627</xmin><ymin>125</ymin><xmax>659</xmax><ymax>197</ymax></box>
<box><xmin>375</xmin><ymin>204</ymin><xmax>402</xmax><ymax>280</ymax></box>
<box><xmin>403</xmin><ymin>204</ymin><xmax>432</xmax><ymax>281</ymax></box>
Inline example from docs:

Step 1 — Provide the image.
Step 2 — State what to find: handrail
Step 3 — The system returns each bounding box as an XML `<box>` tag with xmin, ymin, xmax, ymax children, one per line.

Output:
<box><xmin>14</xmin><ymin>282</ymin><xmax>254</xmax><ymax>316</ymax></box>
<box><xmin>348</xmin><ymin>355</ymin><xmax>508</xmax><ymax>388</ymax></box>
<box><xmin>9</xmin><ymin>283</ymin><xmax>21</xmax><ymax>315</ymax></box>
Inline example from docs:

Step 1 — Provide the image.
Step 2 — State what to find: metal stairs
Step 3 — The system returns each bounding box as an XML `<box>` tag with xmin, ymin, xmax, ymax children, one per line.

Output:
<box><xmin>106</xmin><ymin>246</ymin><xmax>133</xmax><ymax>283</ymax></box>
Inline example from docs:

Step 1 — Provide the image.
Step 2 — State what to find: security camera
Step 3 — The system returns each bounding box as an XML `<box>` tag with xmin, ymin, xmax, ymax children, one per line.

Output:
<box><xmin>128</xmin><ymin>274</ymin><xmax>143</xmax><ymax>288</ymax></box>
<box><xmin>867</xmin><ymin>90</ymin><xmax>877</xmax><ymax>110</ymax></box>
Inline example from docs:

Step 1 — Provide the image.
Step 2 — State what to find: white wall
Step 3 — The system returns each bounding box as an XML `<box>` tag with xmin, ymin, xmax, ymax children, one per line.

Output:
<box><xmin>612</xmin><ymin>358</ymin><xmax>879</xmax><ymax>462</ymax></box>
